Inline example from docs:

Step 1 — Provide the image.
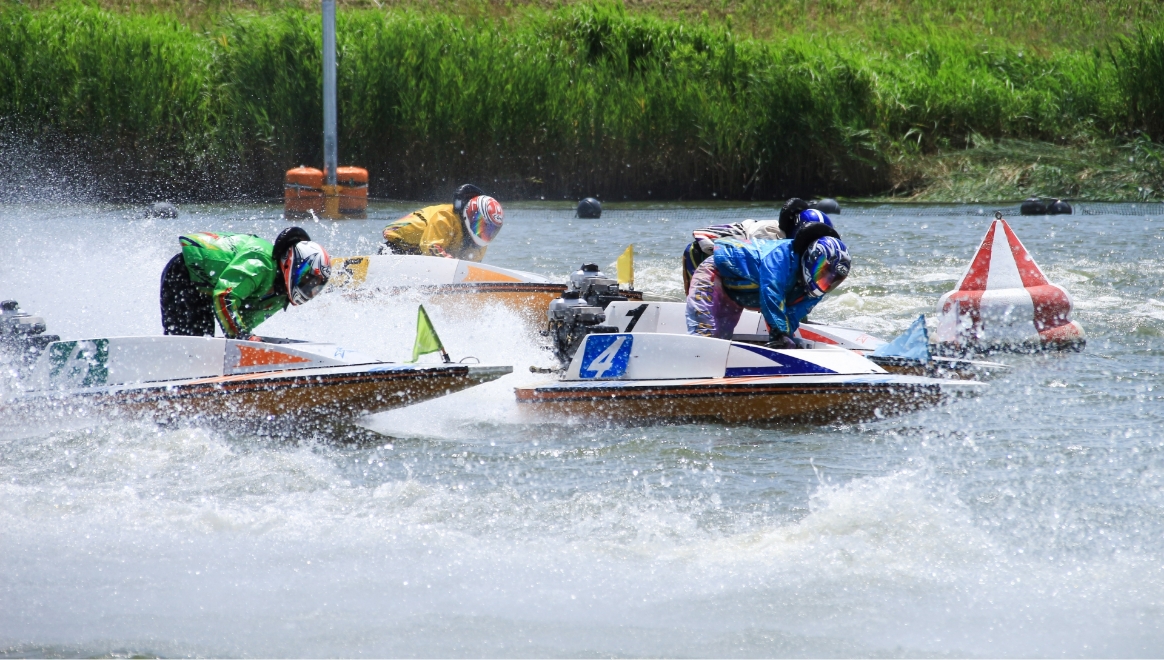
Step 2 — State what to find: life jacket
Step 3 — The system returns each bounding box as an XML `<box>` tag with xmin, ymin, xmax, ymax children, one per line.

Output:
<box><xmin>178</xmin><ymin>232</ymin><xmax>285</xmax><ymax>338</ymax></box>
<box><xmin>712</xmin><ymin>238</ymin><xmax>820</xmax><ymax>336</ymax></box>
<box><xmin>683</xmin><ymin>220</ymin><xmax>785</xmax><ymax>293</ymax></box>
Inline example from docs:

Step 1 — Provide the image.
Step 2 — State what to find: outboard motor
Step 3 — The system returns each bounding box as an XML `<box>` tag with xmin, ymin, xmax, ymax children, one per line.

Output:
<box><xmin>546</xmin><ymin>264</ymin><xmax>628</xmax><ymax>365</ymax></box>
<box><xmin>0</xmin><ymin>300</ymin><xmax>59</xmax><ymax>370</ymax></box>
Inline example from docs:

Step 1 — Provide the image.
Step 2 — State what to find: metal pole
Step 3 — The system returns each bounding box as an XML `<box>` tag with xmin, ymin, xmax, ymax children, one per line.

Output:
<box><xmin>321</xmin><ymin>0</ymin><xmax>338</xmax><ymax>187</ymax></box>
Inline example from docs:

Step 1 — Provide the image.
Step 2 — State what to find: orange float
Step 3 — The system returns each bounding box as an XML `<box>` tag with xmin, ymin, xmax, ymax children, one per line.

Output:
<box><xmin>336</xmin><ymin>166</ymin><xmax>368</xmax><ymax>218</ymax></box>
<box><xmin>286</xmin><ymin>166</ymin><xmax>367</xmax><ymax>220</ymax></box>
<box><xmin>283</xmin><ymin>167</ymin><xmax>325</xmax><ymax>219</ymax></box>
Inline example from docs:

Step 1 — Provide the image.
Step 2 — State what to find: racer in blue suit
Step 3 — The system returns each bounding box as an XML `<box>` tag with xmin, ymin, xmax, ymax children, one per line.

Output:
<box><xmin>680</xmin><ymin>200</ymin><xmax>835</xmax><ymax>294</ymax></box>
<box><xmin>685</xmin><ymin>222</ymin><xmax>851</xmax><ymax>347</ymax></box>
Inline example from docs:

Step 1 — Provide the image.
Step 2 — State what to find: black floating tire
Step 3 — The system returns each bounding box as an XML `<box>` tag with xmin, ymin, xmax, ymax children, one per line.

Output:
<box><xmin>1020</xmin><ymin>197</ymin><xmax>1047</xmax><ymax>215</ymax></box>
<box><xmin>577</xmin><ymin>197</ymin><xmax>602</xmax><ymax>218</ymax></box>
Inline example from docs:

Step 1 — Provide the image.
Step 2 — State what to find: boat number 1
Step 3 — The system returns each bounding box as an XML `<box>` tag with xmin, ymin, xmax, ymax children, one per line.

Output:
<box><xmin>579</xmin><ymin>334</ymin><xmax>633</xmax><ymax>379</ymax></box>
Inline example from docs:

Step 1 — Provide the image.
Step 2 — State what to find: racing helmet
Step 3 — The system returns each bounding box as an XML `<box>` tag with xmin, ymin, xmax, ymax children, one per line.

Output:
<box><xmin>801</xmin><ymin>236</ymin><xmax>850</xmax><ymax>298</ymax></box>
<box><xmin>281</xmin><ymin>240</ymin><xmax>332</xmax><ymax>306</ymax></box>
<box><xmin>462</xmin><ymin>195</ymin><xmax>504</xmax><ymax>247</ymax></box>
<box><xmin>792</xmin><ymin>209</ymin><xmax>833</xmax><ymax>237</ymax></box>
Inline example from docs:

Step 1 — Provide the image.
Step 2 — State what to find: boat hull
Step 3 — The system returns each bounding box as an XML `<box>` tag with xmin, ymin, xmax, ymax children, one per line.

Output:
<box><xmin>516</xmin><ymin>375</ymin><xmax>982</xmax><ymax>424</ymax></box>
<box><xmin>10</xmin><ymin>364</ymin><xmax>512</xmax><ymax>426</ymax></box>
<box><xmin>866</xmin><ymin>355</ymin><xmax>1009</xmax><ymax>380</ymax></box>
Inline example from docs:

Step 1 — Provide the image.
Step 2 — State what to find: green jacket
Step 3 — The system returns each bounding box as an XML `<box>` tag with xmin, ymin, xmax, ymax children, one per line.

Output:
<box><xmin>179</xmin><ymin>232</ymin><xmax>286</xmax><ymax>338</ymax></box>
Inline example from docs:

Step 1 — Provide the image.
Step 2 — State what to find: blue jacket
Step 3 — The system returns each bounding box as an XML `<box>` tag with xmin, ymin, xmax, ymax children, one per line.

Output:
<box><xmin>712</xmin><ymin>238</ymin><xmax>820</xmax><ymax>336</ymax></box>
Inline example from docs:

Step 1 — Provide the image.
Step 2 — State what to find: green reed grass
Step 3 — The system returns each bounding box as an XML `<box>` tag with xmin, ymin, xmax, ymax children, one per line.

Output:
<box><xmin>0</xmin><ymin>1</ymin><xmax>1160</xmax><ymax>200</ymax></box>
<box><xmin>24</xmin><ymin>0</ymin><xmax>1164</xmax><ymax>48</ymax></box>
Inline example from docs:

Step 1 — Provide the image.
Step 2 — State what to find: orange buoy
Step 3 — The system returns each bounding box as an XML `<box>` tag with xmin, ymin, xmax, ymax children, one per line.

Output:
<box><xmin>284</xmin><ymin>167</ymin><xmax>325</xmax><ymax>219</ymax></box>
<box><xmin>336</xmin><ymin>166</ymin><xmax>368</xmax><ymax>218</ymax></box>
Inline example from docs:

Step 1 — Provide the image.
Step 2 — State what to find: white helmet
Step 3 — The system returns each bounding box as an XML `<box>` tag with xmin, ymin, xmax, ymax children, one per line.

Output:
<box><xmin>281</xmin><ymin>241</ymin><xmax>332</xmax><ymax>306</ymax></box>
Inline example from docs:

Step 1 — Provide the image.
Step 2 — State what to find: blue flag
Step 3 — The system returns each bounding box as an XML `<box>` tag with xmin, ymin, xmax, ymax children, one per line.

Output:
<box><xmin>873</xmin><ymin>315</ymin><xmax>931</xmax><ymax>361</ymax></box>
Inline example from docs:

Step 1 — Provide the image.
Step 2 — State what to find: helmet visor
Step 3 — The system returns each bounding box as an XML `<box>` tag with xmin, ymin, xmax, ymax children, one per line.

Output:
<box><xmin>806</xmin><ymin>253</ymin><xmax>848</xmax><ymax>297</ymax></box>
<box><xmin>290</xmin><ymin>264</ymin><xmax>328</xmax><ymax>305</ymax></box>
<box><xmin>468</xmin><ymin>213</ymin><xmax>502</xmax><ymax>244</ymax></box>
<box><xmin>284</xmin><ymin>242</ymin><xmax>332</xmax><ymax>306</ymax></box>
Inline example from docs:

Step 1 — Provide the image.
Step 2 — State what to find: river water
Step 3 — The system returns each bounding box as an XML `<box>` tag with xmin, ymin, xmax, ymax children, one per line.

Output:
<box><xmin>1</xmin><ymin>201</ymin><xmax>1162</xmax><ymax>657</ymax></box>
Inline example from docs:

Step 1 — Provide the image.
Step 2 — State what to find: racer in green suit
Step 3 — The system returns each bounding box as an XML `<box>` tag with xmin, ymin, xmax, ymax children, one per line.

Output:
<box><xmin>159</xmin><ymin>227</ymin><xmax>331</xmax><ymax>339</ymax></box>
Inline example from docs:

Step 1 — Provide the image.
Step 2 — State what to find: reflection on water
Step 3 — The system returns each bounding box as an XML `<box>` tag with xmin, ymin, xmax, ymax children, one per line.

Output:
<box><xmin>1</xmin><ymin>202</ymin><xmax>1162</xmax><ymax>656</ymax></box>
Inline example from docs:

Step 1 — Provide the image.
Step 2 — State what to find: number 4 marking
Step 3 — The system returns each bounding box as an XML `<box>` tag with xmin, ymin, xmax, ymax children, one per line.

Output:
<box><xmin>587</xmin><ymin>336</ymin><xmax>626</xmax><ymax>377</ymax></box>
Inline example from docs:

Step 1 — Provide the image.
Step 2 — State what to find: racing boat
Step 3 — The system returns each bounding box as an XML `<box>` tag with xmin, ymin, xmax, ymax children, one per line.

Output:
<box><xmin>518</xmin><ymin>267</ymin><xmax>985</xmax><ymax>424</ymax></box>
<box><xmin>329</xmin><ymin>254</ymin><xmax>640</xmax><ymax>324</ymax></box>
<box><xmin>517</xmin><ymin>331</ymin><xmax>984</xmax><ymax>423</ymax></box>
<box><xmin>2</xmin><ymin>329</ymin><xmax>510</xmax><ymax>427</ymax></box>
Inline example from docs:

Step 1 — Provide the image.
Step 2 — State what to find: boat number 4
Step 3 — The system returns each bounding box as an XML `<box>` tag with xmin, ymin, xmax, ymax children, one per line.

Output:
<box><xmin>579</xmin><ymin>334</ymin><xmax>633</xmax><ymax>379</ymax></box>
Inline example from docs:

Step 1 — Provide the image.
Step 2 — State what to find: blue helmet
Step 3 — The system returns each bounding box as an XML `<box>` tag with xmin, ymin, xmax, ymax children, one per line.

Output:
<box><xmin>793</xmin><ymin>209</ymin><xmax>833</xmax><ymax>237</ymax></box>
<box><xmin>801</xmin><ymin>236</ymin><xmax>850</xmax><ymax>298</ymax></box>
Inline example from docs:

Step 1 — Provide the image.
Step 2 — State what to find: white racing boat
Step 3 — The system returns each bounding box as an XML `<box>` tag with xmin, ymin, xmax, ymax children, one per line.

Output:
<box><xmin>1</xmin><ymin>314</ymin><xmax>510</xmax><ymax>428</ymax></box>
<box><xmin>517</xmin><ymin>331</ymin><xmax>984</xmax><ymax>424</ymax></box>
<box><xmin>518</xmin><ymin>266</ymin><xmax>985</xmax><ymax>424</ymax></box>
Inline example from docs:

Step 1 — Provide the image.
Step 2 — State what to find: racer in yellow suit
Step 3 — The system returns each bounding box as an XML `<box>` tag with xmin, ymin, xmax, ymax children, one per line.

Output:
<box><xmin>381</xmin><ymin>184</ymin><xmax>504</xmax><ymax>262</ymax></box>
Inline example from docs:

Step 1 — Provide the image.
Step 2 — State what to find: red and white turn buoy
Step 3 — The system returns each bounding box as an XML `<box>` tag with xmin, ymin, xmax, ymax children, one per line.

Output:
<box><xmin>935</xmin><ymin>213</ymin><xmax>1085</xmax><ymax>352</ymax></box>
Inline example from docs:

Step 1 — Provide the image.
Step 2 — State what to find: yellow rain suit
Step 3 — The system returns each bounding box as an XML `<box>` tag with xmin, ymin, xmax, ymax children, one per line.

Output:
<box><xmin>381</xmin><ymin>204</ymin><xmax>487</xmax><ymax>262</ymax></box>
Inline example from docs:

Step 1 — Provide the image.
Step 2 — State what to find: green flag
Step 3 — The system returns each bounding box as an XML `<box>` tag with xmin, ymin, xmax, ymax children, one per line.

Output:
<box><xmin>411</xmin><ymin>305</ymin><xmax>450</xmax><ymax>363</ymax></box>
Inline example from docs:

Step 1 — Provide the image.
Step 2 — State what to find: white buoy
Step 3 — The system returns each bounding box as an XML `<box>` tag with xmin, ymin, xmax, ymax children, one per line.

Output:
<box><xmin>935</xmin><ymin>213</ymin><xmax>1085</xmax><ymax>351</ymax></box>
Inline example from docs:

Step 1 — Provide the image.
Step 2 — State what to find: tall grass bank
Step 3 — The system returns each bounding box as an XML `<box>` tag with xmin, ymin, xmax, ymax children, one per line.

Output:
<box><xmin>1</xmin><ymin>2</ymin><xmax>1162</xmax><ymax>201</ymax></box>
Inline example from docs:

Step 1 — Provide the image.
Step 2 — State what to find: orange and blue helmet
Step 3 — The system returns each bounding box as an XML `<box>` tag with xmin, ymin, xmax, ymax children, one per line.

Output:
<box><xmin>801</xmin><ymin>236</ymin><xmax>850</xmax><ymax>298</ymax></box>
<box><xmin>462</xmin><ymin>195</ymin><xmax>504</xmax><ymax>247</ymax></box>
<box><xmin>281</xmin><ymin>240</ymin><xmax>332</xmax><ymax>306</ymax></box>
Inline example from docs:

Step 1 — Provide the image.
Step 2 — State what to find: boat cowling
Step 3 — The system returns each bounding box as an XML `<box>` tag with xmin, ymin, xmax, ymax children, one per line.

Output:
<box><xmin>600</xmin><ymin>300</ymin><xmax>891</xmax><ymax>351</ymax></box>
<box><xmin>329</xmin><ymin>254</ymin><xmax>554</xmax><ymax>290</ymax></box>
<box><xmin>23</xmin><ymin>336</ymin><xmax>376</xmax><ymax>391</ymax></box>
<box><xmin>562</xmin><ymin>332</ymin><xmax>886</xmax><ymax>382</ymax></box>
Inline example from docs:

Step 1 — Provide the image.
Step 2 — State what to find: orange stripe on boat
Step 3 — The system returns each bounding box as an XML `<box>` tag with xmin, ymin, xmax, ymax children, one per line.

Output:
<box><xmin>236</xmin><ymin>345</ymin><xmax>313</xmax><ymax>368</ymax></box>
<box><xmin>797</xmin><ymin>328</ymin><xmax>838</xmax><ymax>344</ymax></box>
<box><xmin>463</xmin><ymin>265</ymin><xmax>522</xmax><ymax>283</ymax></box>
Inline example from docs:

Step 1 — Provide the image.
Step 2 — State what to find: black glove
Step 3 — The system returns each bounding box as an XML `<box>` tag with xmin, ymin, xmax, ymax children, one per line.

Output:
<box><xmin>778</xmin><ymin>197</ymin><xmax>809</xmax><ymax>238</ymax></box>
<box><xmin>765</xmin><ymin>332</ymin><xmax>797</xmax><ymax>350</ymax></box>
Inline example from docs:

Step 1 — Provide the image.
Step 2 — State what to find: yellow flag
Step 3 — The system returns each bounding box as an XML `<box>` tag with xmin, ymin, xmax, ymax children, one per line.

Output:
<box><xmin>616</xmin><ymin>244</ymin><xmax>634</xmax><ymax>287</ymax></box>
<box><xmin>411</xmin><ymin>305</ymin><xmax>449</xmax><ymax>363</ymax></box>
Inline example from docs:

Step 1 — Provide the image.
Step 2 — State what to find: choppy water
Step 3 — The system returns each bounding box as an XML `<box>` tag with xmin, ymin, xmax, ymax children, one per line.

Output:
<box><xmin>1</xmin><ymin>201</ymin><xmax>1162</xmax><ymax>657</ymax></box>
